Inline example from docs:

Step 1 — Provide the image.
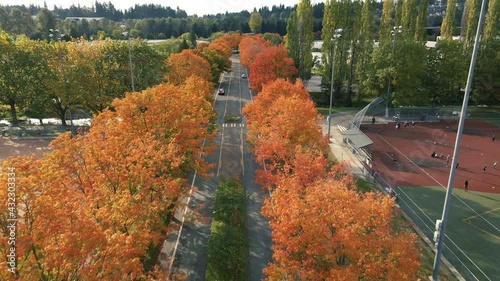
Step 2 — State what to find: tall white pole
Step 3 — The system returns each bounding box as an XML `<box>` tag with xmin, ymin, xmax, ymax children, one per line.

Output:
<box><xmin>327</xmin><ymin>29</ymin><xmax>342</xmax><ymax>140</ymax></box>
<box><xmin>431</xmin><ymin>0</ymin><xmax>489</xmax><ymax>279</ymax></box>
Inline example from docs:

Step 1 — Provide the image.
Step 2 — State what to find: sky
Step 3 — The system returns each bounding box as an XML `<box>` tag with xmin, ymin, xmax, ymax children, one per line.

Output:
<box><xmin>2</xmin><ymin>0</ymin><xmax>311</xmax><ymax>16</ymax></box>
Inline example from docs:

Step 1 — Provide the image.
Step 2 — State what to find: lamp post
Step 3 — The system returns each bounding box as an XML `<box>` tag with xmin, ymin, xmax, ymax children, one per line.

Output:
<box><xmin>49</xmin><ymin>29</ymin><xmax>75</xmax><ymax>137</ymax></box>
<box><xmin>385</xmin><ymin>26</ymin><xmax>402</xmax><ymax>118</ymax></box>
<box><xmin>327</xmin><ymin>28</ymin><xmax>342</xmax><ymax>140</ymax></box>
<box><xmin>121</xmin><ymin>24</ymin><xmax>135</xmax><ymax>92</ymax></box>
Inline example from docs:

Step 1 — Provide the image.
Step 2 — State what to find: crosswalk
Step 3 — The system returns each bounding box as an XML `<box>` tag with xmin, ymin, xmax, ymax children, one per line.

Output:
<box><xmin>222</xmin><ymin>123</ymin><xmax>245</xmax><ymax>128</ymax></box>
<box><xmin>337</xmin><ymin>125</ymin><xmax>347</xmax><ymax>132</ymax></box>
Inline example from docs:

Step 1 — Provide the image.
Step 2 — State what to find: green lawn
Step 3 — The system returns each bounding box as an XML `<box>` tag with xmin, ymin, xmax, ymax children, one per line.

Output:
<box><xmin>395</xmin><ymin>185</ymin><xmax>500</xmax><ymax>281</ymax></box>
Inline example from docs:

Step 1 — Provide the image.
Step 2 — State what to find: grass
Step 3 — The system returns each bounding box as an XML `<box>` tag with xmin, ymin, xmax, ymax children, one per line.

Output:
<box><xmin>224</xmin><ymin>115</ymin><xmax>242</xmax><ymax>123</ymax></box>
<box><xmin>206</xmin><ymin>178</ymin><xmax>248</xmax><ymax>281</ymax></box>
<box><xmin>356</xmin><ymin>178</ymin><xmax>377</xmax><ymax>193</ymax></box>
<box><xmin>395</xmin><ymin>185</ymin><xmax>500</xmax><ymax>281</ymax></box>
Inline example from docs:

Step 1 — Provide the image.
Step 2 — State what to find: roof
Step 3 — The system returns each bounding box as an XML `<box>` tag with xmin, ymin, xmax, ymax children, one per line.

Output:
<box><xmin>65</xmin><ymin>17</ymin><xmax>105</xmax><ymax>21</ymax></box>
<box><xmin>343</xmin><ymin>127</ymin><xmax>373</xmax><ymax>148</ymax></box>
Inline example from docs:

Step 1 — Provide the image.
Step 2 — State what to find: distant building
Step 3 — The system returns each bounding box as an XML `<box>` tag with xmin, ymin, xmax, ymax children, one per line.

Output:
<box><xmin>65</xmin><ymin>17</ymin><xmax>105</xmax><ymax>21</ymax></box>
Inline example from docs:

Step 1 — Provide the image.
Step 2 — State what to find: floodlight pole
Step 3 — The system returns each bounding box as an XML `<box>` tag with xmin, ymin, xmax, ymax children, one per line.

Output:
<box><xmin>431</xmin><ymin>0</ymin><xmax>488</xmax><ymax>279</ymax></box>
<box><xmin>385</xmin><ymin>26</ymin><xmax>402</xmax><ymax>118</ymax></box>
<box><xmin>327</xmin><ymin>29</ymin><xmax>342</xmax><ymax>140</ymax></box>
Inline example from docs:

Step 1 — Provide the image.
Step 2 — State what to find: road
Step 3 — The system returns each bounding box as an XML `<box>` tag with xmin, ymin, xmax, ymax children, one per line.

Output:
<box><xmin>159</xmin><ymin>55</ymin><xmax>272</xmax><ymax>280</ymax></box>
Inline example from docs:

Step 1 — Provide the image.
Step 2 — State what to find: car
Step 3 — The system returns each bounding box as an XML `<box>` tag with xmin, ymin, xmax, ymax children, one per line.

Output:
<box><xmin>218</xmin><ymin>88</ymin><xmax>225</xmax><ymax>95</ymax></box>
<box><xmin>241</xmin><ymin>74</ymin><xmax>246</xmax><ymax>78</ymax></box>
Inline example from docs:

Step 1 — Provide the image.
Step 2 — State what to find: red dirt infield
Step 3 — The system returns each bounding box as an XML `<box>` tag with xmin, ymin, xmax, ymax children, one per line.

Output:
<box><xmin>362</xmin><ymin>119</ymin><xmax>500</xmax><ymax>194</ymax></box>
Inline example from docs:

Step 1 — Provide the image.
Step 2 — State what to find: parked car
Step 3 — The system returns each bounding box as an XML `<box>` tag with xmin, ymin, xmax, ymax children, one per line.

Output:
<box><xmin>218</xmin><ymin>88</ymin><xmax>225</xmax><ymax>95</ymax></box>
<box><xmin>241</xmin><ymin>74</ymin><xmax>246</xmax><ymax>78</ymax></box>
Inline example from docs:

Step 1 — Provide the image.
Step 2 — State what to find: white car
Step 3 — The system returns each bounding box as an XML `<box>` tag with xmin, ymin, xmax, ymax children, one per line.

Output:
<box><xmin>218</xmin><ymin>88</ymin><xmax>225</xmax><ymax>95</ymax></box>
<box><xmin>241</xmin><ymin>74</ymin><xmax>247</xmax><ymax>78</ymax></box>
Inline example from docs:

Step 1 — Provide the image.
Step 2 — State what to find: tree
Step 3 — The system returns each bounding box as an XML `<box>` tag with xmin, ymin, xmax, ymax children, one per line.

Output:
<box><xmin>0</xmin><ymin>75</ymin><xmax>216</xmax><ymax>280</ymax></box>
<box><xmin>461</xmin><ymin>0</ymin><xmax>480</xmax><ymax>52</ymax></box>
<box><xmin>400</xmin><ymin>0</ymin><xmax>418</xmax><ymax>41</ymax></box>
<box><xmin>414</xmin><ymin>0</ymin><xmax>429</xmax><ymax>42</ymax></box>
<box><xmin>440</xmin><ymin>0</ymin><xmax>458</xmax><ymax>39</ymax></box>
<box><xmin>262</xmin><ymin>173</ymin><xmax>420</xmax><ymax>280</ymax></box>
<box><xmin>248</xmin><ymin>12</ymin><xmax>263</xmax><ymax>34</ymax></box>
<box><xmin>248</xmin><ymin>45</ymin><xmax>297</xmax><ymax>92</ymax></box>
<box><xmin>239</xmin><ymin>35</ymin><xmax>270</xmax><ymax>68</ymax></box>
<box><xmin>0</xmin><ymin>34</ymin><xmax>51</xmax><ymax>125</ymax></box>
<box><xmin>483</xmin><ymin>0</ymin><xmax>500</xmax><ymax>39</ymax></box>
<box><xmin>379</xmin><ymin>0</ymin><xmax>395</xmax><ymax>43</ymax></box>
<box><xmin>165</xmin><ymin>49</ymin><xmax>212</xmax><ymax>85</ymax></box>
<box><xmin>286</xmin><ymin>0</ymin><xmax>314</xmax><ymax>81</ymax></box>
<box><xmin>425</xmin><ymin>40</ymin><xmax>468</xmax><ymax>106</ymax></box>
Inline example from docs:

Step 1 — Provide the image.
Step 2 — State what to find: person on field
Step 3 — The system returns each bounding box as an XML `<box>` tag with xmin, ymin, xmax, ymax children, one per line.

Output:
<box><xmin>445</xmin><ymin>155</ymin><xmax>450</xmax><ymax>167</ymax></box>
<box><xmin>493</xmin><ymin>134</ymin><xmax>496</xmax><ymax>142</ymax></box>
<box><xmin>464</xmin><ymin>180</ymin><xmax>469</xmax><ymax>192</ymax></box>
<box><xmin>482</xmin><ymin>165</ymin><xmax>487</xmax><ymax>173</ymax></box>
<box><xmin>431</xmin><ymin>151</ymin><xmax>436</xmax><ymax>158</ymax></box>
<box><xmin>494</xmin><ymin>161</ymin><xmax>497</xmax><ymax>170</ymax></box>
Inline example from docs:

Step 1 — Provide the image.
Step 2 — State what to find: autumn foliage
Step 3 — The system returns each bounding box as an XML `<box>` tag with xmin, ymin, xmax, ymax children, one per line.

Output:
<box><xmin>165</xmin><ymin>49</ymin><xmax>212</xmax><ymax>85</ymax></box>
<box><xmin>243</xmin><ymin>78</ymin><xmax>421</xmax><ymax>279</ymax></box>
<box><xmin>0</xmin><ymin>76</ymin><xmax>215</xmax><ymax>280</ymax></box>
<box><xmin>238</xmin><ymin>35</ymin><xmax>270</xmax><ymax>69</ymax></box>
<box><xmin>248</xmin><ymin>45</ymin><xmax>297</xmax><ymax>92</ymax></box>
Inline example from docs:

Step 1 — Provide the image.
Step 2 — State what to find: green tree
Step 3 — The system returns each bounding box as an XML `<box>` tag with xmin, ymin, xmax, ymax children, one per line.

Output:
<box><xmin>425</xmin><ymin>40</ymin><xmax>468</xmax><ymax>106</ymax></box>
<box><xmin>440</xmin><ymin>0</ymin><xmax>458</xmax><ymax>39</ymax></box>
<box><xmin>286</xmin><ymin>0</ymin><xmax>314</xmax><ymax>80</ymax></box>
<box><xmin>473</xmin><ymin>38</ymin><xmax>500</xmax><ymax>104</ymax></box>
<box><xmin>400</xmin><ymin>0</ymin><xmax>418</xmax><ymax>40</ymax></box>
<box><xmin>248</xmin><ymin>12</ymin><xmax>263</xmax><ymax>34</ymax></box>
<box><xmin>0</xmin><ymin>34</ymin><xmax>51</xmax><ymax>125</ymax></box>
<box><xmin>355</xmin><ymin>0</ymin><xmax>376</xmax><ymax>101</ymax></box>
<box><xmin>483</xmin><ymin>0</ymin><xmax>500</xmax><ymax>39</ymax></box>
<box><xmin>379</xmin><ymin>0</ymin><xmax>395</xmax><ymax>43</ymax></box>
<box><xmin>461</xmin><ymin>0</ymin><xmax>480</xmax><ymax>52</ymax></box>
<box><xmin>414</xmin><ymin>0</ymin><xmax>429</xmax><ymax>41</ymax></box>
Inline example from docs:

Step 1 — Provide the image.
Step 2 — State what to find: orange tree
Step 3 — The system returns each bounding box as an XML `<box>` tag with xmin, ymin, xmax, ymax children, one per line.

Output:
<box><xmin>249</xmin><ymin>45</ymin><xmax>297</xmax><ymax>92</ymax></box>
<box><xmin>165</xmin><ymin>49</ymin><xmax>212</xmax><ymax>85</ymax></box>
<box><xmin>262</xmin><ymin>172</ymin><xmax>420</xmax><ymax>281</ymax></box>
<box><xmin>243</xmin><ymin>78</ymin><xmax>421</xmax><ymax>280</ymax></box>
<box><xmin>238</xmin><ymin>35</ymin><xmax>270</xmax><ymax>69</ymax></box>
<box><xmin>0</xmin><ymin>76</ymin><xmax>215</xmax><ymax>280</ymax></box>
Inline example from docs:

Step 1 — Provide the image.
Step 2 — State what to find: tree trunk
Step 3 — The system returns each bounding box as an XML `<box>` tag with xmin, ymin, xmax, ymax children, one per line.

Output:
<box><xmin>9</xmin><ymin>100</ymin><xmax>18</xmax><ymax>126</ymax></box>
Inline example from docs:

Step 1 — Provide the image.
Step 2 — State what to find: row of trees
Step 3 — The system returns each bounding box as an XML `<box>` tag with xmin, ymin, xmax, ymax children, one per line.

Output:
<box><xmin>0</xmin><ymin>34</ymin><xmax>236</xmax><ymax>280</ymax></box>
<box><xmin>313</xmin><ymin>0</ymin><xmax>500</xmax><ymax>106</ymax></box>
<box><xmin>0</xmin><ymin>29</ymin><xmax>169</xmax><ymax>125</ymax></box>
<box><xmin>240</xmin><ymin>54</ymin><xmax>421</xmax><ymax>280</ymax></box>
<box><xmin>0</xmin><ymin>29</ymin><xmax>239</xmax><ymax>125</ymax></box>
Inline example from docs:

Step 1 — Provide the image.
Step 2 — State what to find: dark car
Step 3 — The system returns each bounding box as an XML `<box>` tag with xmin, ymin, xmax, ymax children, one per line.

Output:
<box><xmin>218</xmin><ymin>88</ymin><xmax>225</xmax><ymax>95</ymax></box>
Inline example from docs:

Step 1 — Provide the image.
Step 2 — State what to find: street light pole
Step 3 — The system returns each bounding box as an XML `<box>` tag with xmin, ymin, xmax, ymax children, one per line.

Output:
<box><xmin>49</xmin><ymin>29</ymin><xmax>75</xmax><ymax>137</ymax></box>
<box><xmin>121</xmin><ymin>25</ymin><xmax>135</xmax><ymax>92</ymax></box>
<box><xmin>385</xmin><ymin>26</ymin><xmax>402</xmax><ymax>118</ymax></box>
<box><xmin>431</xmin><ymin>0</ymin><xmax>489</xmax><ymax>279</ymax></box>
<box><xmin>327</xmin><ymin>28</ymin><xmax>342</xmax><ymax>140</ymax></box>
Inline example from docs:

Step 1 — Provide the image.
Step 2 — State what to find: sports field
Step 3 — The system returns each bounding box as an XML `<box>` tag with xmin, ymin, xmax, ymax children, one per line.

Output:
<box><xmin>362</xmin><ymin>119</ymin><xmax>500</xmax><ymax>281</ymax></box>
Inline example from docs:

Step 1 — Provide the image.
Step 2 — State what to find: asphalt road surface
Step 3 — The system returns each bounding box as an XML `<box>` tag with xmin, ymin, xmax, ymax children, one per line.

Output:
<box><xmin>160</xmin><ymin>55</ymin><xmax>272</xmax><ymax>280</ymax></box>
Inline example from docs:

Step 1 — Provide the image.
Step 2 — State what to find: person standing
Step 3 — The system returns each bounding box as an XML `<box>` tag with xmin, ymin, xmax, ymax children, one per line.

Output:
<box><xmin>464</xmin><ymin>180</ymin><xmax>469</xmax><ymax>192</ymax></box>
<box><xmin>482</xmin><ymin>165</ymin><xmax>487</xmax><ymax>173</ymax></box>
<box><xmin>494</xmin><ymin>161</ymin><xmax>497</xmax><ymax>170</ymax></box>
<box><xmin>493</xmin><ymin>134</ymin><xmax>496</xmax><ymax>142</ymax></box>
<box><xmin>445</xmin><ymin>155</ymin><xmax>450</xmax><ymax>167</ymax></box>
